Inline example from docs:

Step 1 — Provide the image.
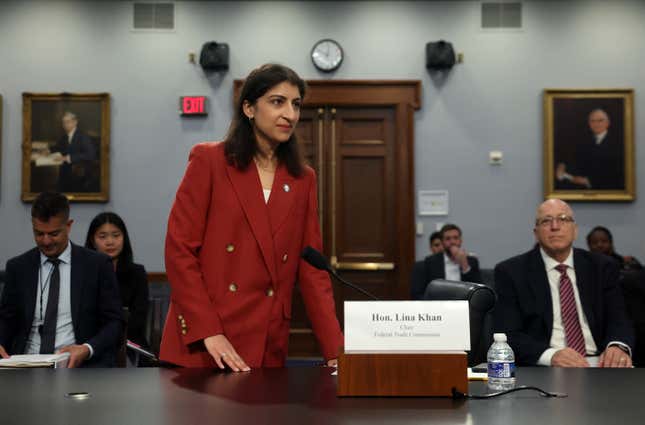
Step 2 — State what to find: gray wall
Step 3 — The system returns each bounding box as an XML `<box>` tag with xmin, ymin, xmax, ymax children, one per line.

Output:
<box><xmin>1</xmin><ymin>0</ymin><xmax>644</xmax><ymax>270</ymax></box>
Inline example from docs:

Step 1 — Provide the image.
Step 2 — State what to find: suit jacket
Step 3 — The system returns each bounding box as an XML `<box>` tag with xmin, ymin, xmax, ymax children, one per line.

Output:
<box><xmin>576</xmin><ymin>132</ymin><xmax>624</xmax><ymax>190</ymax></box>
<box><xmin>116</xmin><ymin>262</ymin><xmax>149</xmax><ymax>349</ymax></box>
<box><xmin>50</xmin><ymin>129</ymin><xmax>98</xmax><ymax>192</ymax></box>
<box><xmin>410</xmin><ymin>252</ymin><xmax>482</xmax><ymax>300</ymax></box>
<box><xmin>493</xmin><ymin>246</ymin><xmax>634</xmax><ymax>365</ymax></box>
<box><xmin>51</xmin><ymin>129</ymin><xmax>97</xmax><ymax>164</ymax></box>
<box><xmin>160</xmin><ymin>142</ymin><xmax>343</xmax><ymax>368</ymax></box>
<box><xmin>0</xmin><ymin>244</ymin><xmax>123</xmax><ymax>367</ymax></box>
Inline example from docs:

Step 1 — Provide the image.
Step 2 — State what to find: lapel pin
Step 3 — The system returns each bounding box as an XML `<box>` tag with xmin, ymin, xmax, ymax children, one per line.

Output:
<box><xmin>283</xmin><ymin>184</ymin><xmax>290</xmax><ymax>193</ymax></box>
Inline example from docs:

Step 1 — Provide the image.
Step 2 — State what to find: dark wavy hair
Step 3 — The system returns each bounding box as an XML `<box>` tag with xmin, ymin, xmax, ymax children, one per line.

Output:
<box><xmin>85</xmin><ymin>212</ymin><xmax>134</xmax><ymax>266</ymax></box>
<box><xmin>439</xmin><ymin>223</ymin><xmax>462</xmax><ymax>239</ymax></box>
<box><xmin>429</xmin><ymin>231</ymin><xmax>442</xmax><ymax>245</ymax></box>
<box><xmin>31</xmin><ymin>191</ymin><xmax>69</xmax><ymax>221</ymax></box>
<box><xmin>224</xmin><ymin>63</ymin><xmax>306</xmax><ymax>177</ymax></box>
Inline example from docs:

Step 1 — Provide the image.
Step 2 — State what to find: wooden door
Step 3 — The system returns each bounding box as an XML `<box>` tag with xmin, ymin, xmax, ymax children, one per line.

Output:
<box><xmin>290</xmin><ymin>82</ymin><xmax>420</xmax><ymax>358</ymax></box>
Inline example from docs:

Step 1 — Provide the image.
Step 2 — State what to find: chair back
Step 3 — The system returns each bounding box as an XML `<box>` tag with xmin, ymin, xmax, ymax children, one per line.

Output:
<box><xmin>116</xmin><ymin>307</ymin><xmax>129</xmax><ymax>368</ymax></box>
<box><xmin>0</xmin><ymin>271</ymin><xmax>5</xmax><ymax>299</ymax></box>
<box><xmin>620</xmin><ymin>270</ymin><xmax>645</xmax><ymax>367</ymax></box>
<box><xmin>423</xmin><ymin>279</ymin><xmax>496</xmax><ymax>366</ymax></box>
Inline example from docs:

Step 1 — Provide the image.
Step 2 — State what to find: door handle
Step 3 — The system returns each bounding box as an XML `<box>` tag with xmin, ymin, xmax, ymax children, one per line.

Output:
<box><xmin>331</xmin><ymin>256</ymin><xmax>395</xmax><ymax>271</ymax></box>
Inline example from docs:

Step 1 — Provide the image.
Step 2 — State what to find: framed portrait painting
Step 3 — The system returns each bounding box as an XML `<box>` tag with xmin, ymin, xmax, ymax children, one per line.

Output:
<box><xmin>22</xmin><ymin>92</ymin><xmax>110</xmax><ymax>202</ymax></box>
<box><xmin>0</xmin><ymin>94</ymin><xmax>3</xmax><ymax>196</ymax></box>
<box><xmin>543</xmin><ymin>89</ymin><xmax>635</xmax><ymax>201</ymax></box>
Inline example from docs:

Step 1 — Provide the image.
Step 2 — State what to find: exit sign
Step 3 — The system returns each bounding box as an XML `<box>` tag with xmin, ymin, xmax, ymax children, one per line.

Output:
<box><xmin>180</xmin><ymin>96</ymin><xmax>207</xmax><ymax>116</ymax></box>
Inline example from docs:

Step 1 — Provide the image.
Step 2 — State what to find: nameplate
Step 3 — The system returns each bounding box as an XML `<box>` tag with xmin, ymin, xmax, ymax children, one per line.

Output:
<box><xmin>344</xmin><ymin>301</ymin><xmax>470</xmax><ymax>353</ymax></box>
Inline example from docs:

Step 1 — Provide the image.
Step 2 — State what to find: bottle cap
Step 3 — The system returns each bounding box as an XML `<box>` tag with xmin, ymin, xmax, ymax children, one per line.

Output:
<box><xmin>493</xmin><ymin>333</ymin><xmax>507</xmax><ymax>342</ymax></box>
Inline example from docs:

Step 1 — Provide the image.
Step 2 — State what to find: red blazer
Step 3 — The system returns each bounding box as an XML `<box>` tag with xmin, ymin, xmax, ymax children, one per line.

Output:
<box><xmin>160</xmin><ymin>142</ymin><xmax>343</xmax><ymax>367</ymax></box>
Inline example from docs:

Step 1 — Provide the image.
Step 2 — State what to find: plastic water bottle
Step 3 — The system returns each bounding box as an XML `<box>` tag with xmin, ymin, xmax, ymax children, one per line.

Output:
<box><xmin>487</xmin><ymin>333</ymin><xmax>516</xmax><ymax>391</ymax></box>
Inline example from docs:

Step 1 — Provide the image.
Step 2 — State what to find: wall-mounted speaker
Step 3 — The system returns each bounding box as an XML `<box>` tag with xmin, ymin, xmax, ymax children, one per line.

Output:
<box><xmin>426</xmin><ymin>40</ymin><xmax>456</xmax><ymax>70</ymax></box>
<box><xmin>199</xmin><ymin>41</ymin><xmax>229</xmax><ymax>71</ymax></box>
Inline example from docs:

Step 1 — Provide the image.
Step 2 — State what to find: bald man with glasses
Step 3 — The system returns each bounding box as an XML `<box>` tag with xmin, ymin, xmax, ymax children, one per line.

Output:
<box><xmin>493</xmin><ymin>199</ymin><xmax>634</xmax><ymax>367</ymax></box>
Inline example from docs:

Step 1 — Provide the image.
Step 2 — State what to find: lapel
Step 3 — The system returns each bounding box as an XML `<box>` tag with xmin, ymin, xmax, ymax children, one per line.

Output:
<box><xmin>572</xmin><ymin>249</ymin><xmax>595</xmax><ymax>330</ymax></box>
<box><xmin>25</xmin><ymin>248</ymin><xmax>41</xmax><ymax>324</ymax></box>
<box><xmin>527</xmin><ymin>247</ymin><xmax>553</xmax><ymax>332</ymax></box>
<box><xmin>267</xmin><ymin>164</ymin><xmax>297</xmax><ymax>236</ymax></box>
<box><xmin>432</xmin><ymin>254</ymin><xmax>446</xmax><ymax>279</ymax></box>
<box><xmin>226</xmin><ymin>162</ymin><xmax>278</xmax><ymax>285</ymax></box>
<box><xmin>70</xmin><ymin>243</ymin><xmax>83</xmax><ymax>328</ymax></box>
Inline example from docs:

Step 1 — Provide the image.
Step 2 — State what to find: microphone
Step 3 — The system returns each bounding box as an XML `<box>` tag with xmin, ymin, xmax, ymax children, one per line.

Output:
<box><xmin>301</xmin><ymin>246</ymin><xmax>379</xmax><ymax>301</ymax></box>
<box><xmin>301</xmin><ymin>246</ymin><xmax>334</xmax><ymax>272</ymax></box>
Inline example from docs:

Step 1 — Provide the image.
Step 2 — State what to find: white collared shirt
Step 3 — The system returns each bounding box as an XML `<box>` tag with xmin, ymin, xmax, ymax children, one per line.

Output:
<box><xmin>67</xmin><ymin>128</ymin><xmax>76</xmax><ymax>144</ymax></box>
<box><xmin>443</xmin><ymin>253</ymin><xmax>461</xmax><ymax>281</ymax></box>
<box><xmin>25</xmin><ymin>242</ymin><xmax>76</xmax><ymax>354</ymax></box>
<box><xmin>537</xmin><ymin>248</ymin><xmax>598</xmax><ymax>366</ymax></box>
<box><xmin>594</xmin><ymin>131</ymin><xmax>607</xmax><ymax>145</ymax></box>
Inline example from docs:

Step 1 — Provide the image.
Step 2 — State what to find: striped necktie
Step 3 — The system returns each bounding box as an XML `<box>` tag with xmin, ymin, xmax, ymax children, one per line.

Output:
<box><xmin>555</xmin><ymin>264</ymin><xmax>586</xmax><ymax>355</ymax></box>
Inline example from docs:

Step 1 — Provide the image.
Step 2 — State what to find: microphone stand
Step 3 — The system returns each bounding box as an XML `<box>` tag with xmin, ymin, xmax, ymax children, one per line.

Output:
<box><xmin>325</xmin><ymin>266</ymin><xmax>380</xmax><ymax>301</ymax></box>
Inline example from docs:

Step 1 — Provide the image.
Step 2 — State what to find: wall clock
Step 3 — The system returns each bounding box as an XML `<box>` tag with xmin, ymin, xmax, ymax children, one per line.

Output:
<box><xmin>311</xmin><ymin>39</ymin><xmax>343</xmax><ymax>72</ymax></box>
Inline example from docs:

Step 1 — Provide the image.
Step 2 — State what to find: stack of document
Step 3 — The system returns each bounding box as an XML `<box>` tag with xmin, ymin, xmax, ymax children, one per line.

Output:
<box><xmin>0</xmin><ymin>353</ymin><xmax>70</xmax><ymax>368</ymax></box>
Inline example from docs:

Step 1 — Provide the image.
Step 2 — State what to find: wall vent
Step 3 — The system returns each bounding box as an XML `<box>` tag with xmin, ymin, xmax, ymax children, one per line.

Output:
<box><xmin>481</xmin><ymin>2</ymin><xmax>522</xmax><ymax>29</ymax></box>
<box><xmin>133</xmin><ymin>3</ymin><xmax>174</xmax><ymax>30</ymax></box>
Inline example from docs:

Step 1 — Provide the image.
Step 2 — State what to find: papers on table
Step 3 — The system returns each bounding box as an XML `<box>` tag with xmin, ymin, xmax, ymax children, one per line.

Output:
<box><xmin>31</xmin><ymin>153</ymin><xmax>64</xmax><ymax>166</ymax></box>
<box><xmin>0</xmin><ymin>353</ymin><xmax>70</xmax><ymax>368</ymax></box>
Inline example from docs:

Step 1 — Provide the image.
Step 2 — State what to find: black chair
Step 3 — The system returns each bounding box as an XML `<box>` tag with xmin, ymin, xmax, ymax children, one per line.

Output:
<box><xmin>146</xmin><ymin>281</ymin><xmax>171</xmax><ymax>357</ymax></box>
<box><xmin>423</xmin><ymin>279</ymin><xmax>496</xmax><ymax>366</ymax></box>
<box><xmin>620</xmin><ymin>270</ymin><xmax>645</xmax><ymax>367</ymax></box>
<box><xmin>116</xmin><ymin>307</ymin><xmax>130</xmax><ymax>368</ymax></box>
<box><xmin>0</xmin><ymin>270</ymin><xmax>5</xmax><ymax>298</ymax></box>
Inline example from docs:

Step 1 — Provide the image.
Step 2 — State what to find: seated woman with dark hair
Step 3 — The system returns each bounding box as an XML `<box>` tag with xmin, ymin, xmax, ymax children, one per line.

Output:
<box><xmin>85</xmin><ymin>212</ymin><xmax>150</xmax><ymax>363</ymax></box>
<box><xmin>586</xmin><ymin>226</ymin><xmax>643</xmax><ymax>272</ymax></box>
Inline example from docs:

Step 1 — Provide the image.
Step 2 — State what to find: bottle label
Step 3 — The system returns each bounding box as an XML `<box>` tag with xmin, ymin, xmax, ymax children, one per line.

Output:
<box><xmin>488</xmin><ymin>362</ymin><xmax>515</xmax><ymax>378</ymax></box>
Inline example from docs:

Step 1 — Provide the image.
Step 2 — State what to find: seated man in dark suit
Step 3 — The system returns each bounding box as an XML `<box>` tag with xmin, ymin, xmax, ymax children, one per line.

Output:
<box><xmin>494</xmin><ymin>199</ymin><xmax>634</xmax><ymax>367</ymax></box>
<box><xmin>0</xmin><ymin>192</ymin><xmax>122</xmax><ymax>367</ymax></box>
<box><xmin>410</xmin><ymin>224</ymin><xmax>482</xmax><ymax>300</ymax></box>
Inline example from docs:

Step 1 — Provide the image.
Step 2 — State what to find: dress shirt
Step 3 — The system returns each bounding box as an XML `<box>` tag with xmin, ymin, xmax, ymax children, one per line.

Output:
<box><xmin>594</xmin><ymin>131</ymin><xmax>607</xmax><ymax>145</ymax></box>
<box><xmin>537</xmin><ymin>248</ymin><xmax>597</xmax><ymax>365</ymax></box>
<box><xmin>67</xmin><ymin>128</ymin><xmax>76</xmax><ymax>144</ymax></box>
<box><xmin>25</xmin><ymin>242</ymin><xmax>94</xmax><ymax>357</ymax></box>
<box><xmin>443</xmin><ymin>252</ymin><xmax>471</xmax><ymax>281</ymax></box>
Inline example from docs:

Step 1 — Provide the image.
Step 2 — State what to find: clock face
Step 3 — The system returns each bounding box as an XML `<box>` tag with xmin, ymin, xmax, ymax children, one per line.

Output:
<box><xmin>311</xmin><ymin>39</ymin><xmax>343</xmax><ymax>72</ymax></box>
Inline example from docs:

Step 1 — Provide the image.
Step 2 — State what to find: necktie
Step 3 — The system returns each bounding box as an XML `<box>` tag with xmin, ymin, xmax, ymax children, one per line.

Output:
<box><xmin>555</xmin><ymin>264</ymin><xmax>586</xmax><ymax>355</ymax></box>
<box><xmin>40</xmin><ymin>258</ymin><xmax>61</xmax><ymax>354</ymax></box>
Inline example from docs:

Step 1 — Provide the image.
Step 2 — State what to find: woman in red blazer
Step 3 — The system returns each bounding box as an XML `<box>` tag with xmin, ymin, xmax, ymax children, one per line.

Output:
<box><xmin>160</xmin><ymin>64</ymin><xmax>343</xmax><ymax>370</ymax></box>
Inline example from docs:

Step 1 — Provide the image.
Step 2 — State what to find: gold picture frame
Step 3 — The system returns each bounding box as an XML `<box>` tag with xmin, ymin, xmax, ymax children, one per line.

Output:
<box><xmin>22</xmin><ymin>92</ymin><xmax>110</xmax><ymax>202</ymax></box>
<box><xmin>543</xmin><ymin>88</ymin><xmax>635</xmax><ymax>202</ymax></box>
<box><xmin>0</xmin><ymin>94</ymin><xmax>3</xmax><ymax>198</ymax></box>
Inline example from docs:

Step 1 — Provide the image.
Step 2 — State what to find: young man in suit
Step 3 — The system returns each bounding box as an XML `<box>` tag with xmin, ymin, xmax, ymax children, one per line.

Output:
<box><xmin>410</xmin><ymin>224</ymin><xmax>482</xmax><ymax>300</ymax></box>
<box><xmin>494</xmin><ymin>199</ymin><xmax>634</xmax><ymax>367</ymax></box>
<box><xmin>0</xmin><ymin>192</ymin><xmax>122</xmax><ymax>367</ymax></box>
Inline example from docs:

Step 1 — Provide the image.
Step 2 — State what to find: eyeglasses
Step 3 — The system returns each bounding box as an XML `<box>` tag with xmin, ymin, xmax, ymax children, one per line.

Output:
<box><xmin>536</xmin><ymin>214</ymin><xmax>575</xmax><ymax>227</ymax></box>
